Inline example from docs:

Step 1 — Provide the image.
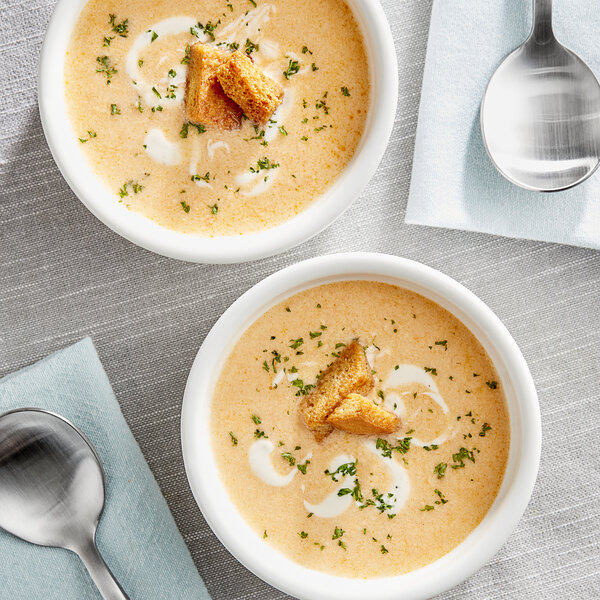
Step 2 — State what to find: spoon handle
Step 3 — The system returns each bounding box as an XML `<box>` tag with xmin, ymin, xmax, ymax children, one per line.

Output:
<box><xmin>75</xmin><ymin>537</ymin><xmax>130</xmax><ymax>600</ymax></box>
<box><xmin>532</xmin><ymin>0</ymin><xmax>553</xmax><ymax>44</ymax></box>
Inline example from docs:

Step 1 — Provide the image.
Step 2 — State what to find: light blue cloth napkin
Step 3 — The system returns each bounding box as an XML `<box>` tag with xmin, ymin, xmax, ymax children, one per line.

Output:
<box><xmin>406</xmin><ymin>0</ymin><xmax>600</xmax><ymax>249</ymax></box>
<box><xmin>0</xmin><ymin>338</ymin><xmax>210</xmax><ymax>600</ymax></box>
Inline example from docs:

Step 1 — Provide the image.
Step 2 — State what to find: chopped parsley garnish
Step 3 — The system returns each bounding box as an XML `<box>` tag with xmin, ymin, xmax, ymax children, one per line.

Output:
<box><xmin>291</xmin><ymin>378</ymin><xmax>314</xmax><ymax>397</ymax></box>
<box><xmin>376</xmin><ymin>437</ymin><xmax>411</xmax><ymax>459</ymax></box>
<box><xmin>78</xmin><ymin>130</ymin><xmax>97</xmax><ymax>143</ymax></box>
<box><xmin>229</xmin><ymin>432</ymin><xmax>238</xmax><ymax>446</ymax></box>
<box><xmin>380</xmin><ymin>545</ymin><xmax>389</xmax><ymax>554</ymax></box>
<box><xmin>479</xmin><ymin>422</ymin><xmax>492</xmax><ymax>437</ymax></box>
<box><xmin>181</xmin><ymin>44</ymin><xmax>191</xmax><ymax>64</ymax></box>
<box><xmin>251</xmin><ymin>414</ymin><xmax>262</xmax><ymax>425</ymax></box>
<box><xmin>96</xmin><ymin>56</ymin><xmax>117</xmax><ymax>85</ymax></box>
<box><xmin>486</xmin><ymin>380</ymin><xmax>499</xmax><ymax>389</ymax></box>
<box><xmin>254</xmin><ymin>429</ymin><xmax>267</xmax><ymax>439</ymax></box>
<box><xmin>325</xmin><ymin>461</ymin><xmax>357</xmax><ymax>482</ymax></box>
<box><xmin>299</xmin><ymin>531</ymin><xmax>308</xmax><ymax>539</ymax></box>
<box><xmin>152</xmin><ymin>86</ymin><xmax>161</xmax><ymax>99</ymax></box>
<box><xmin>118</xmin><ymin>180</ymin><xmax>143</xmax><ymax>198</ymax></box>
<box><xmin>315</xmin><ymin>91</ymin><xmax>329</xmax><ymax>114</ymax></box>
<box><xmin>250</xmin><ymin>157</ymin><xmax>280</xmax><ymax>173</ymax></box>
<box><xmin>282</xmin><ymin>452</ymin><xmax>295</xmax><ymax>466</ymax></box>
<box><xmin>424</xmin><ymin>366</ymin><xmax>438</xmax><ymax>376</ymax></box>
<box><xmin>191</xmin><ymin>172</ymin><xmax>211</xmax><ymax>183</ymax></box>
<box><xmin>311</xmin><ymin>63</ymin><xmax>319</xmax><ymax>71</ymax></box>
<box><xmin>180</xmin><ymin>201</ymin><xmax>191</xmax><ymax>213</ymax></box>
<box><xmin>297</xmin><ymin>459</ymin><xmax>310</xmax><ymax>474</ymax></box>
<box><xmin>245</xmin><ymin>38</ymin><xmax>259</xmax><ymax>56</ymax></box>
<box><xmin>423</xmin><ymin>444</ymin><xmax>439</xmax><ymax>451</ymax></box>
<box><xmin>191</xmin><ymin>20</ymin><xmax>220</xmax><ymax>41</ymax></box>
<box><xmin>278</xmin><ymin>125</ymin><xmax>288</xmax><ymax>136</ymax></box>
<box><xmin>289</xmin><ymin>337</ymin><xmax>304</xmax><ymax>350</ymax></box>
<box><xmin>166</xmin><ymin>83</ymin><xmax>178</xmax><ymax>99</ymax></box>
<box><xmin>451</xmin><ymin>447</ymin><xmax>476</xmax><ymax>469</ymax></box>
<box><xmin>168</xmin><ymin>69</ymin><xmax>177</xmax><ymax>78</ymax></box>
<box><xmin>420</xmin><ymin>504</ymin><xmax>434</xmax><ymax>512</ymax></box>
<box><xmin>338</xmin><ymin>478</ymin><xmax>363</xmax><ymax>502</ymax></box>
<box><xmin>302</xmin><ymin>46</ymin><xmax>312</xmax><ymax>55</ymax></box>
<box><xmin>332</xmin><ymin>526</ymin><xmax>344</xmax><ymax>540</ymax></box>
<box><xmin>434</xmin><ymin>489</ymin><xmax>448</xmax><ymax>505</ymax></box>
<box><xmin>109</xmin><ymin>14</ymin><xmax>129</xmax><ymax>37</ymax></box>
<box><xmin>147</xmin><ymin>30</ymin><xmax>158</xmax><ymax>42</ymax></box>
<box><xmin>283</xmin><ymin>59</ymin><xmax>300</xmax><ymax>79</ymax></box>
<box><xmin>341</xmin><ymin>86</ymin><xmax>350</xmax><ymax>96</ymax></box>
<box><xmin>435</xmin><ymin>340</ymin><xmax>448</xmax><ymax>349</ymax></box>
<box><xmin>209</xmin><ymin>204</ymin><xmax>219</xmax><ymax>215</ymax></box>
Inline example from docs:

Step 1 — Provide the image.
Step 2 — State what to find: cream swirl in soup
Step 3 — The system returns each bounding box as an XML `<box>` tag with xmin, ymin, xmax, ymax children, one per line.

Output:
<box><xmin>65</xmin><ymin>0</ymin><xmax>369</xmax><ymax>236</ymax></box>
<box><xmin>211</xmin><ymin>281</ymin><xmax>510</xmax><ymax>578</ymax></box>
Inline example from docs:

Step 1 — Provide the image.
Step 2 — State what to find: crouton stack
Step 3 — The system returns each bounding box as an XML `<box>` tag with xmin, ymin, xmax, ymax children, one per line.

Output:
<box><xmin>185</xmin><ymin>44</ymin><xmax>284</xmax><ymax>130</ymax></box>
<box><xmin>301</xmin><ymin>341</ymin><xmax>400</xmax><ymax>441</ymax></box>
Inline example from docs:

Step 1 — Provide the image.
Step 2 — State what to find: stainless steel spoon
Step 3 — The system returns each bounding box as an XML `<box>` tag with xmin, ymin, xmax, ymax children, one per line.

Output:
<box><xmin>481</xmin><ymin>0</ymin><xmax>600</xmax><ymax>191</ymax></box>
<box><xmin>0</xmin><ymin>408</ymin><xmax>129</xmax><ymax>600</ymax></box>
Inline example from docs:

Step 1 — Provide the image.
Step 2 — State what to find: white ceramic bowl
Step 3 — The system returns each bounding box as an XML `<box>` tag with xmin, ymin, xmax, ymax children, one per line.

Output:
<box><xmin>38</xmin><ymin>1</ymin><xmax>397</xmax><ymax>264</ymax></box>
<box><xmin>181</xmin><ymin>252</ymin><xmax>542</xmax><ymax>600</ymax></box>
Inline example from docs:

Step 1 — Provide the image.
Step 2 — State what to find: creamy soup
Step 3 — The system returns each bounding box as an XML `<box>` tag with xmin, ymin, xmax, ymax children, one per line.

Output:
<box><xmin>65</xmin><ymin>0</ymin><xmax>369</xmax><ymax>236</ymax></box>
<box><xmin>211</xmin><ymin>281</ymin><xmax>510</xmax><ymax>578</ymax></box>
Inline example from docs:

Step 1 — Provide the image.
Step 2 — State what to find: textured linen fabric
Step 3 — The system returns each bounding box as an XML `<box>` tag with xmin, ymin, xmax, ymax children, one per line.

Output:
<box><xmin>0</xmin><ymin>339</ymin><xmax>211</xmax><ymax>600</ymax></box>
<box><xmin>0</xmin><ymin>0</ymin><xmax>599</xmax><ymax>598</ymax></box>
<box><xmin>407</xmin><ymin>0</ymin><xmax>600</xmax><ymax>250</ymax></box>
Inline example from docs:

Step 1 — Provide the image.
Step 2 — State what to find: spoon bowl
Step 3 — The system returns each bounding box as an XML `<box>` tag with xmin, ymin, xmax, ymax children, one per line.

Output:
<box><xmin>481</xmin><ymin>0</ymin><xmax>600</xmax><ymax>191</ymax></box>
<box><xmin>0</xmin><ymin>409</ymin><xmax>129</xmax><ymax>600</ymax></box>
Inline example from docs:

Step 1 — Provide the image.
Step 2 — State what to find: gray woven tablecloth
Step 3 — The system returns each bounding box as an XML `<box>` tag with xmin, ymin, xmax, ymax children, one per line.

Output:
<box><xmin>1</xmin><ymin>0</ymin><xmax>599</xmax><ymax>598</ymax></box>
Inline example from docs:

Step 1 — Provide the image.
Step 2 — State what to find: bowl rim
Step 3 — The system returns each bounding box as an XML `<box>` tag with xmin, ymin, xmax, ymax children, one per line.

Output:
<box><xmin>181</xmin><ymin>252</ymin><xmax>542</xmax><ymax>600</ymax></box>
<box><xmin>38</xmin><ymin>0</ymin><xmax>398</xmax><ymax>264</ymax></box>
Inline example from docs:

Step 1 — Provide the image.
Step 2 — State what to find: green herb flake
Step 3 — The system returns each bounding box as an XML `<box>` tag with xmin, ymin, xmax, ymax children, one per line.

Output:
<box><xmin>341</xmin><ymin>86</ymin><xmax>350</xmax><ymax>96</ymax></box>
<box><xmin>376</xmin><ymin>437</ymin><xmax>411</xmax><ymax>459</ymax></box>
<box><xmin>433</xmin><ymin>462</ymin><xmax>447</xmax><ymax>479</ymax></box>
<box><xmin>229</xmin><ymin>431</ymin><xmax>238</xmax><ymax>446</ymax></box>
<box><xmin>479</xmin><ymin>422</ymin><xmax>492</xmax><ymax>437</ymax></box>
<box><xmin>282</xmin><ymin>452</ymin><xmax>295</xmax><ymax>466</ymax></box>
<box><xmin>109</xmin><ymin>13</ymin><xmax>129</xmax><ymax>37</ymax></box>
<box><xmin>180</xmin><ymin>201</ymin><xmax>190</xmax><ymax>213</ymax></box>
<box><xmin>245</xmin><ymin>38</ymin><xmax>259</xmax><ymax>56</ymax></box>
<box><xmin>434</xmin><ymin>488</ymin><xmax>448</xmax><ymax>505</ymax></box>
<box><xmin>96</xmin><ymin>56</ymin><xmax>117</xmax><ymax>85</ymax></box>
<box><xmin>283</xmin><ymin>59</ymin><xmax>301</xmax><ymax>79</ymax></box>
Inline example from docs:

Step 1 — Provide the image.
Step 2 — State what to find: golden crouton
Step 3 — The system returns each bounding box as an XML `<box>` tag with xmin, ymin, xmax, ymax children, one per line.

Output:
<box><xmin>327</xmin><ymin>393</ymin><xmax>400</xmax><ymax>435</ymax></box>
<box><xmin>301</xmin><ymin>341</ymin><xmax>374</xmax><ymax>441</ymax></box>
<box><xmin>185</xmin><ymin>43</ymin><xmax>242</xmax><ymax>130</ymax></box>
<box><xmin>216</xmin><ymin>51</ymin><xmax>284</xmax><ymax>125</ymax></box>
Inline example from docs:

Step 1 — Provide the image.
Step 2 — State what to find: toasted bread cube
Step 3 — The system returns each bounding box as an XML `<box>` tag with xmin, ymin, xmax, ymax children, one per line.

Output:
<box><xmin>301</xmin><ymin>341</ymin><xmax>374</xmax><ymax>441</ymax></box>
<box><xmin>185</xmin><ymin>43</ymin><xmax>243</xmax><ymax>130</ymax></box>
<box><xmin>216</xmin><ymin>51</ymin><xmax>284</xmax><ymax>125</ymax></box>
<box><xmin>327</xmin><ymin>393</ymin><xmax>400</xmax><ymax>435</ymax></box>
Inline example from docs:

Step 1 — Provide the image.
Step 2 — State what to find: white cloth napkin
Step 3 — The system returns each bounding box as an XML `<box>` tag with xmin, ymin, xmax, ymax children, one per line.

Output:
<box><xmin>406</xmin><ymin>0</ymin><xmax>600</xmax><ymax>249</ymax></box>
